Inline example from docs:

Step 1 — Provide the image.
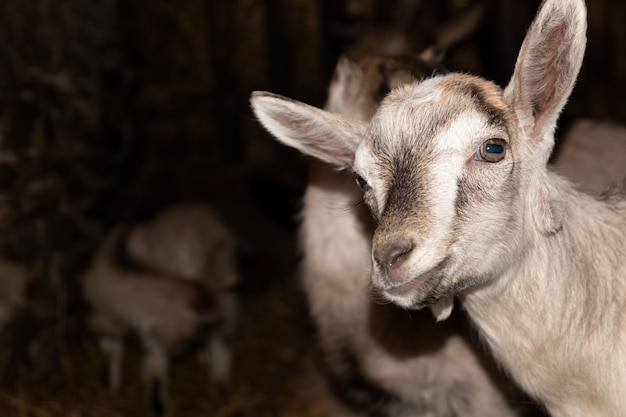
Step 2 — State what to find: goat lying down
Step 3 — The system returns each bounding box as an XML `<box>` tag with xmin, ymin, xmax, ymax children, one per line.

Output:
<box><xmin>297</xmin><ymin>53</ymin><xmax>525</xmax><ymax>417</ymax></box>
<box><xmin>82</xmin><ymin>204</ymin><xmax>238</xmax><ymax>416</ymax></box>
<box><xmin>250</xmin><ymin>0</ymin><xmax>626</xmax><ymax>415</ymax></box>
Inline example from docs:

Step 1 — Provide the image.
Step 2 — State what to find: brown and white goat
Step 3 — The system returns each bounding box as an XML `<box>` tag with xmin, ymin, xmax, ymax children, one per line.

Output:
<box><xmin>82</xmin><ymin>211</ymin><xmax>238</xmax><ymax>415</ymax></box>
<box><xmin>298</xmin><ymin>53</ymin><xmax>524</xmax><ymax>417</ymax></box>
<box><xmin>250</xmin><ymin>0</ymin><xmax>626</xmax><ymax>415</ymax></box>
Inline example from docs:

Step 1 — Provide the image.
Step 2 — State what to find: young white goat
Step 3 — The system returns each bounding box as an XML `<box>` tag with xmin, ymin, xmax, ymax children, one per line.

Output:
<box><xmin>124</xmin><ymin>203</ymin><xmax>239</xmax><ymax>390</ymax></box>
<box><xmin>299</xmin><ymin>54</ymin><xmax>524</xmax><ymax>417</ymax></box>
<box><xmin>250</xmin><ymin>0</ymin><xmax>626</xmax><ymax>415</ymax></box>
<box><xmin>82</xmin><ymin>220</ymin><xmax>236</xmax><ymax>416</ymax></box>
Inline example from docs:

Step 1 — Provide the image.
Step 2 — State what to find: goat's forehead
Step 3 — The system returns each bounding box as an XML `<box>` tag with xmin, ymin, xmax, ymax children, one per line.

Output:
<box><xmin>367</xmin><ymin>74</ymin><xmax>509</xmax><ymax>151</ymax></box>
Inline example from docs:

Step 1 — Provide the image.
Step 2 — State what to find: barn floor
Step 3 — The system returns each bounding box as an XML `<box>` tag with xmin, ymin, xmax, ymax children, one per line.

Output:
<box><xmin>0</xmin><ymin>279</ymin><xmax>338</xmax><ymax>417</ymax></box>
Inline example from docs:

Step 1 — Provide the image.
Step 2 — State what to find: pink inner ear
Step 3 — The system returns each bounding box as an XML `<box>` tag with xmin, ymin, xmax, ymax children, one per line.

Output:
<box><xmin>316</xmin><ymin>137</ymin><xmax>355</xmax><ymax>166</ymax></box>
<box><xmin>530</xmin><ymin>112</ymin><xmax>549</xmax><ymax>145</ymax></box>
<box><xmin>522</xmin><ymin>24</ymin><xmax>574</xmax><ymax>146</ymax></box>
<box><xmin>334</xmin><ymin>153</ymin><xmax>354</xmax><ymax>166</ymax></box>
<box><xmin>280</xmin><ymin>115</ymin><xmax>315</xmax><ymax>135</ymax></box>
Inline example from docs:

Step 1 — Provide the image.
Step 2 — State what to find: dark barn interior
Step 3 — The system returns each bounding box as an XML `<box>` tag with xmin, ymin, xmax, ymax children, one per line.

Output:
<box><xmin>0</xmin><ymin>0</ymin><xmax>625</xmax><ymax>416</ymax></box>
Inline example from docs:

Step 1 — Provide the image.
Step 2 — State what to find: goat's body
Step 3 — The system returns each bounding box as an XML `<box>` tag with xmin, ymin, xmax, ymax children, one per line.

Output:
<box><xmin>126</xmin><ymin>203</ymin><xmax>239</xmax><ymax>290</ymax></box>
<box><xmin>83</xmin><ymin>233</ymin><xmax>216</xmax><ymax>352</ymax></box>
<box><xmin>463</xmin><ymin>178</ymin><xmax>626</xmax><ymax>416</ymax></box>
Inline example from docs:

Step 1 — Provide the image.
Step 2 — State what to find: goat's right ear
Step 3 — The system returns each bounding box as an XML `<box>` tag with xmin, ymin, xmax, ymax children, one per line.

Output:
<box><xmin>250</xmin><ymin>91</ymin><xmax>366</xmax><ymax>167</ymax></box>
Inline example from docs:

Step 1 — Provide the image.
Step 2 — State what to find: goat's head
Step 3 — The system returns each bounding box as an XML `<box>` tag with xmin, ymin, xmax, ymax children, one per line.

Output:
<box><xmin>251</xmin><ymin>0</ymin><xmax>587</xmax><ymax>317</ymax></box>
<box><xmin>325</xmin><ymin>52</ymin><xmax>447</xmax><ymax>120</ymax></box>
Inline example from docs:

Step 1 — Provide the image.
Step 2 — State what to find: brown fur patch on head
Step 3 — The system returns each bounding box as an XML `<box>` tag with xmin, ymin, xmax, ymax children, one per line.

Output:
<box><xmin>437</xmin><ymin>74</ymin><xmax>513</xmax><ymax>129</ymax></box>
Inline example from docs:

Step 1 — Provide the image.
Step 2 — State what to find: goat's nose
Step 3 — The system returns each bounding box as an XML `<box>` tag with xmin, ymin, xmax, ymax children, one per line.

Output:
<box><xmin>373</xmin><ymin>240</ymin><xmax>414</xmax><ymax>282</ymax></box>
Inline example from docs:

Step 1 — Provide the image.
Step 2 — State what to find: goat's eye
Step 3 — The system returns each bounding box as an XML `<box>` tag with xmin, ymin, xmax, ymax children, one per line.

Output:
<box><xmin>475</xmin><ymin>138</ymin><xmax>506</xmax><ymax>163</ymax></box>
<box><xmin>353</xmin><ymin>172</ymin><xmax>368</xmax><ymax>190</ymax></box>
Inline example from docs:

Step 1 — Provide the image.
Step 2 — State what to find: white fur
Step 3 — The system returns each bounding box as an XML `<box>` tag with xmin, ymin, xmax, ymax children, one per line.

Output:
<box><xmin>126</xmin><ymin>203</ymin><xmax>239</xmax><ymax>291</ymax></box>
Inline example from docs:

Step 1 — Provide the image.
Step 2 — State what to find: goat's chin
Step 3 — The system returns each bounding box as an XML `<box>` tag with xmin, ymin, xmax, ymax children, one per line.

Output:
<box><xmin>376</xmin><ymin>268</ymin><xmax>448</xmax><ymax>311</ymax></box>
<box><xmin>388</xmin><ymin>292</ymin><xmax>442</xmax><ymax>308</ymax></box>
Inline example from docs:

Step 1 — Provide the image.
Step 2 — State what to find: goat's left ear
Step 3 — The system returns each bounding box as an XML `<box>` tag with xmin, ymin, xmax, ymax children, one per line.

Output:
<box><xmin>250</xmin><ymin>91</ymin><xmax>366</xmax><ymax>167</ymax></box>
<box><xmin>503</xmin><ymin>0</ymin><xmax>587</xmax><ymax>163</ymax></box>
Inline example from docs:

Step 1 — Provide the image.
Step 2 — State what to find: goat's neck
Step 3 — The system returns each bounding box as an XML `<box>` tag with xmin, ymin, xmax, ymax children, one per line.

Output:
<box><xmin>462</xmin><ymin>178</ymin><xmax>626</xmax><ymax>416</ymax></box>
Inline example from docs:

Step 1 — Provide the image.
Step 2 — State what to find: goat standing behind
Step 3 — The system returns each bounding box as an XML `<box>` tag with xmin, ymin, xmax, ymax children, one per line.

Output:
<box><xmin>249</xmin><ymin>0</ymin><xmax>626</xmax><ymax>415</ymax></box>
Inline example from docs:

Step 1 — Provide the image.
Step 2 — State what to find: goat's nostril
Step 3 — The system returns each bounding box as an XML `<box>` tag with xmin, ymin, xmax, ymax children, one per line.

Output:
<box><xmin>374</xmin><ymin>241</ymin><xmax>414</xmax><ymax>273</ymax></box>
<box><xmin>387</xmin><ymin>244</ymin><xmax>413</xmax><ymax>268</ymax></box>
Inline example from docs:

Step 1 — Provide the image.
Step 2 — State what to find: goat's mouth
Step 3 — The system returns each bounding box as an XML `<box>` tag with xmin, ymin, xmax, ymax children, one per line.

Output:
<box><xmin>375</xmin><ymin>260</ymin><xmax>450</xmax><ymax>309</ymax></box>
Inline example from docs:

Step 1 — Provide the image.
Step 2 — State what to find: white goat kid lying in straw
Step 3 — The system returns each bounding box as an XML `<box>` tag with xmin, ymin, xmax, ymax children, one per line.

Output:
<box><xmin>250</xmin><ymin>0</ymin><xmax>626</xmax><ymax>415</ymax></box>
<box><xmin>83</xmin><ymin>212</ymin><xmax>238</xmax><ymax>416</ymax></box>
<box><xmin>125</xmin><ymin>203</ymin><xmax>239</xmax><ymax>388</ymax></box>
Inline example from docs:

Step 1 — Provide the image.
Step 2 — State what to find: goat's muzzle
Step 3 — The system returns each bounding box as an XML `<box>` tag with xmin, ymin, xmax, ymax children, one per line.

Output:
<box><xmin>372</xmin><ymin>238</ymin><xmax>415</xmax><ymax>284</ymax></box>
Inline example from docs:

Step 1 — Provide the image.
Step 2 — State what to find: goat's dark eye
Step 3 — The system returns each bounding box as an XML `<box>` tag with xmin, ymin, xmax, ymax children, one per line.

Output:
<box><xmin>354</xmin><ymin>173</ymin><xmax>368</xmax><ymax>190</ymax></box>
<box><xmin>476</xmin><ymin>138</ymin><xmax>506</xmax><ymax>163</ymax></box>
